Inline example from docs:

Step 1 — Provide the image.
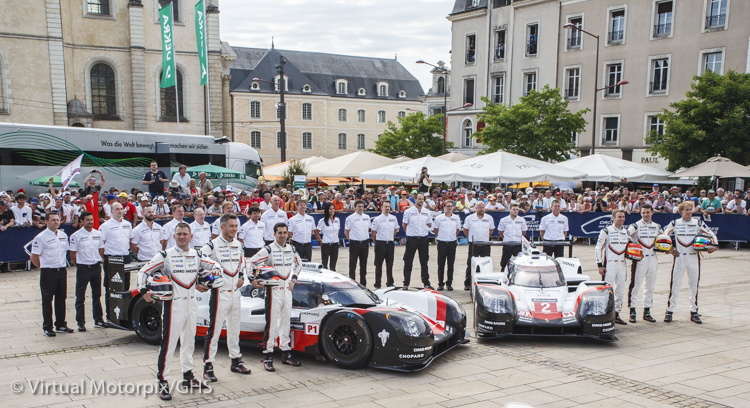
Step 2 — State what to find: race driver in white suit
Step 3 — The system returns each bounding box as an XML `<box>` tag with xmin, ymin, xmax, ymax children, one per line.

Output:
<box><xmin>627</xmin><ymin>203</ymin><xmax>662</xmax><ymax>323</ymax></box>
<box><xmin>595</xmin><ymin>209</ymin><xmax>631</xmax><ymax>326</ymax></box>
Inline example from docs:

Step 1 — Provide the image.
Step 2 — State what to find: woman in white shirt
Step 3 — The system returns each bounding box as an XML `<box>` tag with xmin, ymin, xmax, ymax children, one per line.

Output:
<box><xmin>315</xmin><ymin>202</ymin><xmax>340</xmax><ymax>271</ymax></box>
<box><xmin>617</xmin><ymin>196</ymin><xmax>632</xmax><ymax>214</ymax></box>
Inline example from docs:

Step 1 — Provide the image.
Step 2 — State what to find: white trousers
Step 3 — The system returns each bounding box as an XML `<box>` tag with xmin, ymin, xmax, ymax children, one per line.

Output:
<box><xmin>203</xmin><ymin>288</ymin><xmax>242</xmax><ymax>363</ymax></box>
<box><xmin>667</xmin><ymin>252</ymin><xmax>701</xmax><ymax>313</ymax></box>
<box><xmin>628</xmin><ymin>253</ymin><xmax>658</xmax><ymax>309</ymax></box>
<box><xmin>264</xmin><ymin>283</ymin><xmax>292</xmax><ymax>353</ymax></box>
<box><xmin>604</xmin><ymin>260</ymin><xmax>628</xmax><ymax>313</ymax></box>
<box><xmin>157</xmin><ymin>297</ymin><xmax>197</xmax><ymax>381</ymax></box>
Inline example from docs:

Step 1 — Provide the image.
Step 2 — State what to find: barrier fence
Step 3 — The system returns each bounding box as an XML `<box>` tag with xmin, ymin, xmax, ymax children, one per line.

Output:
<box><xmin>1</xmin><ymin>211</ymin><xmax>746</xmax><ymax>264</ymax></box>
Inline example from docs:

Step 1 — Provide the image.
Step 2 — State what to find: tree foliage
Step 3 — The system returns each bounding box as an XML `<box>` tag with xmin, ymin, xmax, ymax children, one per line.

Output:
<box><xmin>370</xmin><ymin>112</ymin><xmax>452</xmax><ymax>159</ymax></box>
<box><xmin>646</xmin><ymin>70</ymin><xmax>750</xmax><ymax>171</ymax></box>
<box><xmin>281</xmin><ymin>159</ymin><xmax>308</xmax><ymax>187</ymax></box>
<box><xmin>475</xmin><ymin>85</ymin><xmax>589</xmax><ymax>162</ymax></box>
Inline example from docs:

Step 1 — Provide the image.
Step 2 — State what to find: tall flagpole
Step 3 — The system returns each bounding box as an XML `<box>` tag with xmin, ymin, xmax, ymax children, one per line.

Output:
<box><xmin>204</xmin><ymin>0</ymin><xmax>211</xmax><ymax>136</ymax></box>
<box><xmin>172</xmin><ymin>4</ymin><xmax>180</xmax><ymax>134</ymax></box>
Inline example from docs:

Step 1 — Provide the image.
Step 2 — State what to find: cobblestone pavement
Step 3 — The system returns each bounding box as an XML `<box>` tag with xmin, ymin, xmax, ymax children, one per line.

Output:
<box><xmin>1</xmin><ymin>243</ymin><xmax>749</xmax><ymax>407</ymax></box>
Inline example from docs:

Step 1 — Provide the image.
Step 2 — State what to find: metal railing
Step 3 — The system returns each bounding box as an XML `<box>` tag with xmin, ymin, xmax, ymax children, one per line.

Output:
<box><xmin>653</xmin><ymin>23</ymin><xmax>671</xmax><ymax>37</ymax></box>
<box><xmin>608</xmin><ymin>30</ymin><xmax>624</xmax><ymax>43</ymax></box>
<box><xmin>706</xmin><ymin>14</ymin><xmax>726</xmax><ymax>28</ymax></box>
<box><xmin>465</xmin><ymin>50</ymin><xmax>476</xmax><ymax>64</ymax></box>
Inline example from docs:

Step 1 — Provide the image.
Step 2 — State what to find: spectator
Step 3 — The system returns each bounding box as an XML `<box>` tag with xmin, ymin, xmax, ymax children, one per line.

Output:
<box><xmin>30</xmin><ymin>197</ymin><xmax>46</xmax><ymax>228</ymax></box>
<box><xmin>208</xmin><ymin>193</ymin><xmax>224</xmax><ymax>216</ymax></box>
<box><xmin>332</xmin><ymin>193</ymin><xmax>344</xmax><ymax>214</ymax></box>
<box><xmin>83</xmin><ymin>170</ymin><xmax>106</xmax><ymax>195</ymax></box>
<box><xmin>153</xmin><ymin>196</ymin><xmax>170</xmax><ymax>218</ymax></box>
<box><xmin>701</xmin><ymin>190</ymin><xmax>723</xmax><ymax>216</ymax></box>
<box><xmin>0</xmin><ymin>200</ymin><xmax>15</xmax><ymax>231</ymax></box>
<box><xmin>118</xmin><ymin>192</ymin><xmax>137</xmax><ymax>225</ymax></box>
<box><xmin>142</xmin><ymin>161</ymin><xmax>169</xmax><ymax>197</ymax></box>
<box><xmin>11</xmin><ymin>193</ymin><xmax>33</xmax><ymax>227</ymax></box>
<box><xmin>726</xmin><ymin>194</ymin><xmax>746</xmax><ymax>215</ymax></box>
<box><xmin>172</xmin><ymin>165</ymin><xmax>191</xmax><ymax>189</ymax></box>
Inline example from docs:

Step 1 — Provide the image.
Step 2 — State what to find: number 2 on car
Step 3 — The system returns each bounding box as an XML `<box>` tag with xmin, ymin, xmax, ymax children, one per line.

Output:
<box><xmin>534</xmin><ymin>302</ymin><xmax>558</xmax><ymax>314</ymax></box>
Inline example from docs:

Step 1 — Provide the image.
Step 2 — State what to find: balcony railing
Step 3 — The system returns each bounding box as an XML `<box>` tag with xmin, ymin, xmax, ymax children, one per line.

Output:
<box><xmin>608</xmin><ymin>30</ymin><xmax>624</xmax><ymax>44</ymax></box>
<box><xmin>564</xmin><ymin>88</ymin><xmax>579</xmax><ymax>99</ymax></box>
<box><xmin>653</xmin><ymin>23</ymin><xmax>671</xmax><ymax>37</ymax></box>
<box><xmin>650</xmin><ymin>81</ymin><xmax>667</xmax><ymax>93</ymax></box>
<box><xmin>706</xmin><ymin>14</ymin><xmax>726</xmax><ymax>28</ymax></box>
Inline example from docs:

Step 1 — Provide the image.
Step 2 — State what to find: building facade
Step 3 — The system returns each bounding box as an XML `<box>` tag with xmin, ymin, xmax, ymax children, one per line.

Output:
<box><xmin>229</xmin><ymin>47</ymin><xmax>425</xmax><ymax>166</ymax></box>
<box><xmin>447</xmin><ymin>0</ymin><xmax>750</xmax><ymax>168</ymax></box>
<box><xmin>0</xmin><ymin>0</ymin><xmax>232</xmax><ymax>137</ymax></box>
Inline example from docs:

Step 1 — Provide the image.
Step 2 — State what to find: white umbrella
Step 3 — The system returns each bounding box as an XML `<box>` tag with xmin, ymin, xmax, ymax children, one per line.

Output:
<box><xmin>668</xmin><ymin>156</ymin><xmax>750</xmax><ymax>178</ymax></box>
<box><xmin>437</xmin><ymin>152</ymin><xmax>472</xmax><ymax>162</ymax></box>
<box><xmin>307</xmin><ymin>151</ymin><xmax>396</xmax><ymax>178</ymax></box>
<box><xmin>360</xmin><ymin>156</ymin><xmax>451</xmax><ymax>182</ymax></box>
<box><xmin>556</xmin><ymin>153</ymin><xmax>672</xmax><ymax>182</ymax></box>
<box><xmin>393</xmin><ymin>156</ymin><xmax>412</xmax><ymax>163</ymax></box>
<box><xmin>431</xmin><ymin>151</ymin><xmax>587</xmax><ymax>183</ymax></box>
<box><xmin>263</xmin><ymin>156</ymin><xmax>329</xmax><ymax>178</ymax></box>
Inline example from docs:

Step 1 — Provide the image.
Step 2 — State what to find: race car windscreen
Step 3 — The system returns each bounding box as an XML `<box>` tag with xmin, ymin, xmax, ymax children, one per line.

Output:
<box><xmin>509</xmin><ymin>264</ymin><xmax>565</xmax><ymax>288</ymax></box>
<box><xmin>313</xmin><ymin>281</ymin><xmax>380</xmax><ymax>307</ymax></box>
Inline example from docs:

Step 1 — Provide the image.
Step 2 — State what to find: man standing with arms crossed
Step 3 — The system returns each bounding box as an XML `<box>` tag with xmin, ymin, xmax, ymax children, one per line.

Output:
<box><xmin>202</xmin><ymin>214</ymin><xmax>252</xmax><ymax>382</ymax></box>
<box><xmin>161</xmin><ymin>204</ymin><xmax>185</xmax><ymax>250</ymax></box>
<box><xmin>595</xmin><ymin>209</ymin><xmax>630</xmax><ymax>325</ymax></box>
<box><xmin>130</xmin><ymin>205</ymin><xmax>163</xmax><ymax>262</ymax></box>
<box><xmin>261</xmin><ymin>196</ymin><xmax>287</xmax><ymax>246</ymax></box>
<box><xmin>288</xmin><ymin>200</ymin><xmax>315</xmax><ymax>262</ymax></box>
<box><xmin>627</xmin><ymin>204</ymin><xmax>662</xmax><ymax>323</ymax></box>
<box><xmin>498</xmin><ymin>203</ymin><xmax>527</xmax><ymax>271</ymax></box>
<box><xmin>238</xmin><ymin>206</ymin><xmax>265</xmax><ymax>257</ymax></box>
<box><xmin>463</xmin><ymin>202</ymin><xmax>495</xmax><ymax>291</ymax></box>
<box><xmin>539</xmin><ymin>200</ymin><xmax>568</xmax><ymax>258</ymax></box>
<box><xmin>433</xmin><ymin>200</ymin><xmax>461</xmax><ymax>291</ymax></box>
<box><xmin>69</xmin><ymin>211</ymin><xmax>107</xmax><ymax>331</ymax></box>
<box><xmin>99</xmin><ymin>202</ymin><xmax>132</xmax><ymax>317</ymax></box>
<box><xmin>371</xmin><ymin>201</ymin><xmax>399</xmax><ymax>289</ymax></box>
<box><xmin>402</xmin><ymin>193</ymin><xmax>432</xmax><ymax>289</ymax></box>
<box><xmin>345</xmin><ymin>200</ymin><xmax>371</xmax><ymax>286</ymax></box>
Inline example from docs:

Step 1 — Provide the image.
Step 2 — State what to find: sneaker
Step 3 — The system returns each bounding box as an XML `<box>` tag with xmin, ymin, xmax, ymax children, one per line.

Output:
<box><xmin>78</xmin><ymin>325</ymin><xmax>86</xmax><ymax>332</ymax></box>
<box><xmin>437</xmin><ymin>284</ymin><xmax>445</xmax><ymax>291</ymax></box>
<box><xmin>464</xmin><ymin>284</ymin><xmax>471</xmax><ymax>291</ymax></box>
<box><xmin>43</xmin><ymin>329</ymin><xmax>56</xmax><ymax>337</ymax></box>
<box><xmin>230</xmin><ymin>358</ymin><xmax>251</xmax><ymax>374</ymax></box>
<box><xmin>203</xmin><ymin>363</ymin><xmax>217</xmax><ymax>382</ymax></box>
<box><xmin>55</xmin><ymin>326</ymin><xmax>75</xmax><ymax>333</ymax></box>
<box><xmin>615</xmin><ymin>313</ymin><xmax>628</xmax><ymax>325</ymax></box>
<box><xmin>690</xmin><ymin>312</ymin><xmax>702</xmax><ymax>324</ymax></box>
<box><xmin>447</xmin><ymin>285</ymin><xmax>454</xmax><ymax>291</ymax></box>
<box><xmin>94</xmin><ymin>321</ymin><xmax>109</xmax><ymax>329</ymax></box>
<box><xmin>262</xmin><ymin>355</ymin><xmax>275</xmax><ymax>372</ymax></box>
<box><xmin>159</xmin><ymin>380</ymin><xmax>171</xmax><ymax>401</ymax></box>
<box><xmin>374</xmin><ymin>284</ymin><xmax>381</xmax><ymax>289</ymax></box>
<box><xmin>629</xmin><ymin>308</ymin><xmax>637</xmax><ymax>323</ymax></box>
<box><xmin>664</xmin><ymin>311</ymin><xmax>673</xmax><ymax>323</ymax></box>
<box><xmin>181</xmin><ymin>371</ymin><xmax>207</xmax><ymax>389</ymax></box>
<box><xmin>643</xmin><ymin>308</ymin><xmax>656</xmax><ymax>323</ymax></box>
<box><xmin>281</xmin><ymin>352</ymin><xmax>301</xmax><ymax>367</ymax></box>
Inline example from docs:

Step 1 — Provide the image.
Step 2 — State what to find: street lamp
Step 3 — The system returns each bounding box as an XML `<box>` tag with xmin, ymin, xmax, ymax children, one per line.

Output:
<box><xmin>563</xmin><ymin>23</ymin><xmax>629</xmax><ymax>155</ymax></box>
<box><xmin>417</xmin><ymin>60</ymin><xmax>449</xmax><ymax>154</ymax></box>
<box><xmin>253</xmin><ymin>56</ymin><xmax>287</xmax><ymax>161</ymax></box>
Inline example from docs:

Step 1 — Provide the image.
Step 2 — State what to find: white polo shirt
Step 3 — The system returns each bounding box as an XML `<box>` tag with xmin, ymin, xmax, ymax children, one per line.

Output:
<box><xmin>498</xmin><ymin>214</ymin><xmax>528</xmax><ymax>242</ymax></box>
<box><xmin>371</xmin><ymin>213</ymin><xmax>399</xmax><ymax>242</ymax></box>
<box><xmin>31</xmin><ymin>228</ymin><xmax>69</xmax><ymax>268</ymax></box>
<box><xmin>261</xmin><ymin>208</ymin><xmax>288</xmax><ymax>241</ymax></box>
<box><xmin>464</xmin><ymin>213</ymin><xmax>496</xmax><ymax>242</ymax></box>
<box><xmin>402</xmin><ymin>206</ymin><xmax>431</xmax><ymax>237</ymax></box>
<box><xmin>540</xmin><ymin>212</ymin><xmax>569</xmax><ymax>241</ymax></box>
<box><xmin>69</xmin><ymin>227</ymin><xmax>102</xmax><ymax>265</ymax></box>
<box><xmin>345</xmin><ymin>212</ymin><xmax>371</xmax><ymax>241</ymax></box>
<box><xmin>316</xmin><ymin>217</ymin><xmax>340</xmax><ymax>244</ymax></box>
<box><xmin>99</xmin><ymin>218</ymin><xmax>132</xmax><ymax>255</ymax></box>
<box><xmin>161</xmin><ymin>218</ymin><xmax>183</xmax><ymax>250</ymax></box>
<box><xmin>433</xmin><ymin>213</ymin><xmax>461</xmax><ymax>242</ymax></box>
<box><xmin>238</xmin><ymin>219</ymin><xmax>266</xmax><ymax>248</ymax></box>
<box><xmin>189</xmin><ymin>220</ymin><xmax>212</xmax><ymax>249</ymax></box>
<box><xmin>130</xmin><ymin>221</ymin><xmax>163</xmax><ymax>262</ymax></box>
<box><xmin>289</xmin><ymin>213</ymin><xmax>315</xmax><ymax>244</ymax></box>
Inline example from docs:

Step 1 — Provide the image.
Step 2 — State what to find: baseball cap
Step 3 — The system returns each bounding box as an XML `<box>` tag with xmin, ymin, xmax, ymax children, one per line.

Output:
<box><xmin>441</xmin><ymin>190</ymin><xmax>447</xmax><ymax>193</ymax></box>
<box><xmin>140</xmin><ymin>196</ymin><xmax>149</xmax><ymax>201</ymax></box>
<box><xmin>30</xmin><ymin>198</ymin><xmax>40</xmax><ymax>204</ymax></box>
<box><xmin>411</xmin><ymin>190</ymin><xmax>417</xmax><ymax>194</ymax></box>
<box><xmin>170</xmin><ymin>199</ymin><xmax>177</xmax><ymax>204</ymax></box>
<box><xmin>74</xmin><ymin>199</ymin><xmax>82</xmax><ymax>203</ymax></box>
<box><xmin>670</xmin><ymin>186</ymin><xmax>679</xmax><ymax>191</ymax></box>
<box><xmin>117</xmin><ymin>192</ymin><xmax>128</xmax><ymax>198</ymax></box>
<box><xmin>17</xmin><ymin>188</ymin><xmax>25</xmax><ymax>193</ymax></box>
<box><xmin>488</xmin><ymin>195</ymin><xmax>496</xmax><ymax>200</ymax></box>
<box><xmin>459</xmin><ymin>194</ymin><xmax>465</xmax><ymax>198</ymax></box>
<box><xmin>708</xmin><ymin>189</ymin><xmax>716</xmax><ymax>194</ymax></box>
<box><xmin>106</xmin><ymin>194</ymin><xmax>116</xmax><ymax>200</ymax></box>
<box><xmin>653</xmin><ymin>183</ymin><xmax>659</xmax><ymax>187</ymax></box>
<box><xmin>479</xmin><ymin>191</ymin><xmax>485</xmax><ymax>195</ymax></box>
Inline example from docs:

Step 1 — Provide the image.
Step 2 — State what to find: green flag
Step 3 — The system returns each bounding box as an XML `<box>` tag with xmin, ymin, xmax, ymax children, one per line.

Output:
<box><xmin>195</xmin><ymin>0</ymin><xmax>208</xmax><ymax>86</ymax></box>
<box><xmin>159</xmin><ymin>3</ymin><xmax>176</xmax><ymax>89</ymax></box>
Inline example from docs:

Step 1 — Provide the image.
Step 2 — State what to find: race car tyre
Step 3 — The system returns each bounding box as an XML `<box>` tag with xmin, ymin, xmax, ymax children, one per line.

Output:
<box><xmin>320</xmin><ymin>311</ymin><xmax>373</xmax><ymax>369</ymax></box>
<box><xmin>131</xmin><ymin>297</ymin><xmax>162</xmax><ymax>345</ymax></box>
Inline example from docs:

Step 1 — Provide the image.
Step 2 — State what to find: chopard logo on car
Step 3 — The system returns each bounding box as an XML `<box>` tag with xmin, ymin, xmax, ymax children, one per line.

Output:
<box><xmin>399</xmin><ymin>353</ymin><xmax>424</xmax><ymax>359</ymax></box>
<box><xmin>602</xmin><ymin>326</ymin><xmax>615</xmax><ymax>332</ymax></box>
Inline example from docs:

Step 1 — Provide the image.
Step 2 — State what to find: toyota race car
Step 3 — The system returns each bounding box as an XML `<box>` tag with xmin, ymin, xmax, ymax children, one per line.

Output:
<box><xmin>105</xmin><ymin>259</ymin><xmax>468</xmax><ymax>371</ymax></box>
<box><xmin>470</xmin><ymin>240</ymin><xmax>617</xmax><ymax>341</ymax></box>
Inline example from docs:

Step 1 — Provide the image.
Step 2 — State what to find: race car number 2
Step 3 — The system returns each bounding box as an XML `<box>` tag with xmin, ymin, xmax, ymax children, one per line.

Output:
<box><xmin>533</xmin><ymin>302</ymin><xmax>558</xmax><ymax>314</ymax></box>
<box><xmin>305</xmin><ymin>323</ymin><xmax>319</xmax><ymax>335</ymax></box>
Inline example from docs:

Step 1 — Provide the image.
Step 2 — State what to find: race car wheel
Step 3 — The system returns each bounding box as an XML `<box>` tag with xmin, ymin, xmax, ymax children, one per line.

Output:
<box><xmin>320</xmin><ymin>311</ymin><xmax>373</xmax><ymax>369</ymax></box>
<box><xmin>131</xmin><ymin>297</ymin><xmax>162</xmax><ymax>345</ymax></box>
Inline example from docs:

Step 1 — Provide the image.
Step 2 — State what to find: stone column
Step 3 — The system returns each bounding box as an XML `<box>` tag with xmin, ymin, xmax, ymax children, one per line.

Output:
<box><xmin>128</xmin><ymin>0</ymin><xmax>148</xmax><ymax>131</ymax></box>
<box><xmin>222</xmin><ymin>74</ymin><xmax>232</xmax><ymax>140</ymax></box>
<box><xmin>45</xmin><ymin>0</ymin><xmax>68</xmax><ymax>126</ymax></box>
<box><xmin>206</xmin><ymin>4</ymin><xmax>223</xmax><ymax>137</ymax></box>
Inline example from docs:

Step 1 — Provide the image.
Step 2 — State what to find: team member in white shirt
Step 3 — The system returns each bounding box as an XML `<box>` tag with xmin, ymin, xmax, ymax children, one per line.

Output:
<box><xmin>371</xmin><ymin>201</ymin><xmax>399</xmax><ymax>288</ymax></box>
<box><xmin>433</xmin><ymin>200</ymin><xmax>461</xmax><ymax>291</ymax></box>
<box><xmin>402</xmin><ymin>193</ymin><xmax>433</xmax><ymax>289</ymax></box>
<box><xmin>98</xmin><ymin>202</ymin><xmax>132</xmax><ymax>315</ymax></box>
<box><xmin>31</xmin><ymin>212</ymin><xmax>74</xmax><ymax>336</ymax></box>
<box><xmin>130</xmin><ymin>204</ymin><xmax>163</xmax><ymax>262</ymax></box>
<box><xmin>211</xmin><ymin>202</ymin><xmax>235</xmax><ymax>239</ymax></box>
<box><xmin>69</xmin><ymin>211</ymin><xmax>106</xmax><ymax>331</ymax></box>
<box><xmin>189</xmin><ymin>208</ymin><xmax>212</xmax><ymax>249</ymax></box>
<box><xmin>261</xmin><ymin>196</ymin><xmax>287</xmax><ymax>245</ymax></box>
<box><xmin>345</xmin><ymin>200</ymin><xmax>371</xmax><ymax>286</ymax></box>
<box><xmin>539</xmin><ymin>200</ymin><xmax>569</xmax><ymax>258</ymax></box>
<box><xmin>238</xmin><ymin>206</ymin><xmax>265</xmax><ymax>257</ymax></box>
<box><xmin>498</xmin><ymin>203</ymin><xmax>528</xmax><ymax>270</ymax></box>
<box><xmin>315</xmin><ymin>202</ymin><xmax>340</xmax><ymax>271</ymax></box>
<box><xmin>288</xmin><ymin>200</ymin><xmax>315</xmax><ymax>262</ymax></box>
<box><xmin>11</xmin><ymin>193</ymin><xmax>33</xmax><ymax>227</ymax></box>
<box><xmin>161</xmin><ymin>204</ymin><xmax>185</xmax><ymax>250</ymax></box>
<box><xmin>463</xmin><ymin>202</ymin><xmax>496</xmax><ymax>290</ymax></box>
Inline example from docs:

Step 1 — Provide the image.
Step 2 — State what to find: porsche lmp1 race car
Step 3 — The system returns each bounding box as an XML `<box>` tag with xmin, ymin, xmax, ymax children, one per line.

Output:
<box><xmin>104</xmin><ymin>258</ymin><xmax>468</xmax><ymax>372</ymax></box>
<box><xmin>469</xmin><ymin>240</ymin><xmax>617</xmax><ymax>341</ymax></box>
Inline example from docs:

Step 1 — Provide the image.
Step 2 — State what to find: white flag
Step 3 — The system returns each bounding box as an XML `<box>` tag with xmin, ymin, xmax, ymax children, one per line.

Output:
<box><xmin>60</xmin><ymin>154</ymin><xmax>84</xmax><ymax>191</ymax></box>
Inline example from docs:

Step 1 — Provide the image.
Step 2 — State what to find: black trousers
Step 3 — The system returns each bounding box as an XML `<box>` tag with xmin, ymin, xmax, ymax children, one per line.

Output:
<box><xmin>40</xmin><ymin>267</ymin><xmax>67</xmax><ymax>331</ymax></box>
<box><xmin>244</xmin><ymin>247</ymin><xmax>261</xmax><ymax>258</ymax></box>
<box><xmin>437</xmin><ymin>240</ymin><xmax>457</xmax><ymax>286</ymax></box>
<box><xmin>102</xmin><ymin>254</ymin><xmax>130</xmax><ymax>318</ymax></box>
<box><xmin>321</xmin><ymin>243</ymin><xmax>339</xmax><ymax>271</ymax></box>
<box><xmin>348</xmin><ymin>240</ymin><xmax>369</xmax><ymax>285</ymax></box>
<box><xmin>403</xmin><ymin>236</ymin><xmax>430</xmax><ymax>287</ymax></box>
<box><xmin>543</xmin><ymin>241</ymin><xmax>565</xmax><ymax>258</ymax></box>
<box><xmin>75</xmin><ymin>263</ymin><xmax>103</xmax><ymax>325</ymax></box>
<box><xmin>500</xmin><ymin>245</ymin><xmax>522</xmax><ymax>271</ymax></box>
<box><xmin>292</xmin><ymin>241</ymin><xmax>312</xmax><ymax>262</ymax></box>
<box><xmin>374</xmin><ymin>241</ymin><xmax>395</xmax><ymax>287</ymax></box>
<box><xmin>466</xmin><ymin>243</ymin><xmax>491</xmax><ymax>286</ymax></box>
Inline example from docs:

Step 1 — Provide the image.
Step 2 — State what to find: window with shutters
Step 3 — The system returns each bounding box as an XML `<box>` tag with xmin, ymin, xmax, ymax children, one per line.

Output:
<box><xmin>464</xmin><ymin>78</ymin><xmax>475</xmax><ymax>105</ymax></box>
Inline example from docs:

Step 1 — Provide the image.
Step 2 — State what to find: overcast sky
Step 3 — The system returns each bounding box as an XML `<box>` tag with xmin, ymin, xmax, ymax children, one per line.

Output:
<box><xmin>219</xmin><ymin>0</ymin><xmax>454</xmax><ymax>93</ymax></box>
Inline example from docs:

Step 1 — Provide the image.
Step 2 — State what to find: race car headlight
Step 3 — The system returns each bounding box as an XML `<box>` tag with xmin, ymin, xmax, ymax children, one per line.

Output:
<box><xmin>386</xmin><ymin>312</ymin><xmax>431</xmax><ymax>341</ymax></box>
<box><xmin>580</xmin><ymin>290</ymin><xmax>613</xmax><ymax>317</ymax></box>
<box><xmin>400</xmin><ymin>316</ymin><xmax>421</xmax><ymax>337</ymax></box>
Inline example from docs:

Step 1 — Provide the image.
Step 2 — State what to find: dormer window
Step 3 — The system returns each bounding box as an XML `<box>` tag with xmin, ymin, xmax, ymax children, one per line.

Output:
<box><xmin>251</xmin><ymin>82</ymin><xmax>260</xmax><ymax>91</ymax></box>
<box><xmin>336</xmin><ymin>79</ymin><xmax>348</xmax><ymax>94</ymax></box>
<box><xmin>378</xmin><ymin>82</ymin><xmax>389</xmax><ymax>97</ymax></box>
<box><xmin>398</xmin><ymin>90</ymin><xmax>406</xmax><ymax>98</ymax></box>
<box><xmin>302</xmin><ymin>84</ymin><xmax>311</xmax><ymax>93</ymax></box>
<box><xmin>358</xmin><ymin>88</ymin><xmax>366</xmax><ymax>96</ymax></box>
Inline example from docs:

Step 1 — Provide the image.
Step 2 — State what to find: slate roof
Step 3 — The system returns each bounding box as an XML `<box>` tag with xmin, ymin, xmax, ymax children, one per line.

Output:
<box><xmin>229</xmin><ymin>47</ymin><xmax>424</xmax><ymax>101</ymax></box>
<box><xmin>450</xmin><ymin>0</ymin><xmax>488</xmax><ymax>15</ymax></box>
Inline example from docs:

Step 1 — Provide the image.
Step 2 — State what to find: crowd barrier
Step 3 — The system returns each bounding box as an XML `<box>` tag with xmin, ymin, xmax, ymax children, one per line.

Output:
<box><xmin>1</xmin><ymin>211</ymin><xmax>746</xmax><ymax>264</ymax></box>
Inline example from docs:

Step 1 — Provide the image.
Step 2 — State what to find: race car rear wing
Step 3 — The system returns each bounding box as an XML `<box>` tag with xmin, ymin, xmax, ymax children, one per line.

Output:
<box><xmin>472</xmin><ymin>239</ymin><xmax>574</xmax><ymax>258</ymax></box>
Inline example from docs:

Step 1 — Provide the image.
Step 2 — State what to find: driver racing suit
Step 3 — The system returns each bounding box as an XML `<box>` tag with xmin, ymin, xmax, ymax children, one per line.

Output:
<box><xmin>249</xmin><ymin>241</ymin><xmax>302</xmax><ymax>354</ymax></box>
<box><xmin>627</xmin><ymin>220</ymin><xmax>663</xmax><ymax>309</ymax></box>
<box><xmin>595</xmin><ymin>225</ymin><xmax>630</xmax><ymax>313</ymax></box>
<box><xmin>137</xmin><ymin>246</ymin><xmax>218</xmax><ymax>382</ymax></box>
<box><xmin>662</xmin><ymin>218</ymin><xmax>717</xmax><ymax>313</ymax></box>
<box><xmin>201</xmin><ymin>236</ymin><xmax>246</xmax><ymax>364</ymax></box>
